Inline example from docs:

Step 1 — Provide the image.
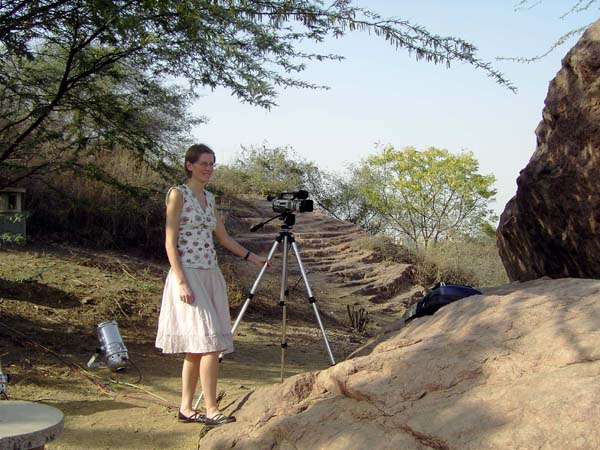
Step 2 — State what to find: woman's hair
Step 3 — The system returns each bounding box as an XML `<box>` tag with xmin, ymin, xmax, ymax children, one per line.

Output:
<box><xmin>184</xmin><ymin>144</ymin><xmax>216</xmax><ymax>178</ymax></box>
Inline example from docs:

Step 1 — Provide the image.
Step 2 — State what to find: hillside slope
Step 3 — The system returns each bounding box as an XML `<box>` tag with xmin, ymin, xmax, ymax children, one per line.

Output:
<box><xmin>0</xmin><ymin>198</ymin><xmax>419</xmax><ymax>450</ymax></box>
<box><xmin>226</xmin><ymin>197</ymin><xmax>420</xmax><ymax>328</ymax></box>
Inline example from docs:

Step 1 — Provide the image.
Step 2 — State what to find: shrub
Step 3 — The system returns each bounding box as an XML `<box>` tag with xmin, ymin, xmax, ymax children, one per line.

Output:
<box><xmin>355</xmin><ymin>234</ymin><xmax>414</xmax><ymax>263</ymax></box>
<box><xmin>21</xmin><ymin>148</ymin><xmax>172</xmax><ymax>255</ymax></box>
<box><xmin>210</xmin><ymin>165</ymin><xmax>250</xmax><ymax>199</ymax></box>
<box><xmin>413</xmin><ymin>236</ymin><xmax>508</xmax><ymax>288</ymax></box>
<box><xmin>0</xmin><ymin>232</ymin><xmax>26</xmax><ymax>247</ymax></box>
<box><xmin>356</xmin><ymin>231</ymin><xmax>507</xmax><ymax>288</ymax></box>
<box><xmin>210</xmin><ymin>144</ymin><xmax>321</xmax><ymax>197</ymax></box>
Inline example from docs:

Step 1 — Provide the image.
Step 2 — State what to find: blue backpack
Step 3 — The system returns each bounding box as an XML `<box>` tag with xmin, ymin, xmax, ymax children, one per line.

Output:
<box><xmin>404</xmin><ymin>282</ymin><xmax>482</xmax><ymax>321</ymax></box>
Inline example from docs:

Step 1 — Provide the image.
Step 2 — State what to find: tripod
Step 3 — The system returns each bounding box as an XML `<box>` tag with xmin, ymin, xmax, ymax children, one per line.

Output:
<box><xmin>194</xmin><ymin>212</ymin><xmax>336</xmax><ymax>410</ymax></box>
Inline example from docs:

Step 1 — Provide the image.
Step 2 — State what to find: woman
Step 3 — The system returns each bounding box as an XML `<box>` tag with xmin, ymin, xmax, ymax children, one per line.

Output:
<box><xmin>155</xmin><ymin>144</ymin><xmax>267</xmax><ymax>427</ymax></box>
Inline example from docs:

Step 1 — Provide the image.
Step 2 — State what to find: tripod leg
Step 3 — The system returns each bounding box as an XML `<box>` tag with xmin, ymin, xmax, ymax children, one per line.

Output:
<box><xmin>290</xmin><ymin>241</ymin><xmax>336</xmax><ymax>366</ymax></box>
<box><xmin>231</xmin><ymin>240</ymin><xmax>280</xmax><ymax>335</ymax></box>
<box><xmin>280</xmin><ymin>235</ymin><xmax>290</xmax><ymax>383</ymax></box>
<box><xmin>193</xmin><ymin>238</ymin><xmax>279</xmax><ymax>411</ymax></box>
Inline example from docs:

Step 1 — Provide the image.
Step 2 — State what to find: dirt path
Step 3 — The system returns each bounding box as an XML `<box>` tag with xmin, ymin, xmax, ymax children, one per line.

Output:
<box><xmin>0</xmin><ymin>200</ymin><xmax>417</xmax><ymax>450</ymax></box>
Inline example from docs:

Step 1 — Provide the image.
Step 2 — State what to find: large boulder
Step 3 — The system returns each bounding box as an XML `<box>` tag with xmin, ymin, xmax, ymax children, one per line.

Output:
<box><xmin>199</xmin><ymin>278</ymin><xmax>600</xmax><ymax>449</ymax></box>
<box><xmin>497</xmin><ymin>20</ymin><xmax>600</xmax><ymax>282</ymax></box>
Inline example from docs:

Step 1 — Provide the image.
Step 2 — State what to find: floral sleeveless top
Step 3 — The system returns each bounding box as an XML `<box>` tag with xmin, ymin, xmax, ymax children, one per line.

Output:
<box><xmin>168</xmin><ymin>184</ymin><xmax>218</xmax><ymax>269</ymax></box>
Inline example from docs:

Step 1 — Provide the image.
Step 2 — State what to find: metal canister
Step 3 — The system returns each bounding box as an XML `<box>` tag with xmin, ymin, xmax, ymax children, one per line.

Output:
<box><xmin>97</xmin><ymin>320</ymin><xmax>129</xmax><ymax>372</ymax></box>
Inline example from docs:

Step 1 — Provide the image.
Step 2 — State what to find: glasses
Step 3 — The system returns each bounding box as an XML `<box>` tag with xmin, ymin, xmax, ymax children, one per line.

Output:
<box><xmin>194</xmin><ymin>161</ymin><xmax>217</xmax><ymax>169</ymax></box>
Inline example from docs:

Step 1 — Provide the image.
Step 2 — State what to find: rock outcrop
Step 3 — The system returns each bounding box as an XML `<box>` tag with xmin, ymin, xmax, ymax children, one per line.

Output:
<box><xmin>200</xmin><ymin>278</ymin><xmax>600</xmax><ymax>449</ymax></box>
<box><xmin>497</xmin><ymin>20</ymin><xmax>600</xmax><ymax>282</ymax></box>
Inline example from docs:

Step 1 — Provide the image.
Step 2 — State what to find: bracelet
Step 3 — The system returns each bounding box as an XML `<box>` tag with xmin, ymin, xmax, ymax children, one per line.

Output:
<box><xmin>243</xmin><ymin>250</ymin><xmax>251</xmax><ymax>260</ymax></box>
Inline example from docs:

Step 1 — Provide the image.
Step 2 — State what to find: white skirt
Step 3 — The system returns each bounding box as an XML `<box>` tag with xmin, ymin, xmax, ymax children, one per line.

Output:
<box><xmin>155</xmin><ymin>267</ymin><xmax>234</xmax><ymax>354</ymax></box>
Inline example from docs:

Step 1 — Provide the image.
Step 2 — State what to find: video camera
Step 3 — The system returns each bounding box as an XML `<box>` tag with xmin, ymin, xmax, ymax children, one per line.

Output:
<box><xmin>268</xmin><ymin>190</ymin><xmax>314</xmax><ymax>214</ymax></box>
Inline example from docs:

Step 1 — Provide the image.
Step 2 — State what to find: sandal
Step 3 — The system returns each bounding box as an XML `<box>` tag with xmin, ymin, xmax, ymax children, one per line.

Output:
<box><xmin>204</xmin><ymin>413</ymin><xmax>236</xmax><ymax>427</ymax></box>
<box><xmin>178</xmin><ymin>410</ymin><xmax>206</xmax><ymax>423</ymax></box>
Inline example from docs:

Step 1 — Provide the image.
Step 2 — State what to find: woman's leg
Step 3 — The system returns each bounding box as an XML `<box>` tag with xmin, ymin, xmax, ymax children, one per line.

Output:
<box><xmin>199</xmin><ymin>351</ymin><xmax>220</xmax><ymax>417</ymax></box>
<box><xmin>180</xmin><ymin>353</ymin><xmax>202</xmax><ymax>416</ymax></box>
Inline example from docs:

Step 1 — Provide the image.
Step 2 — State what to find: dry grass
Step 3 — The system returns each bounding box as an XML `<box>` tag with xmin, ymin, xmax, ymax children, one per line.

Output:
<box><xmin>355</xmin><ymin>234</ymin><xmax>508</xmax><ymax>289</ymax></box>
<box><xmin>0</xmin><ymin>243</ymin><xmax>249</xmax><ymax>348</ymax></box>
<box><xmin>413</xmin><ymin>238</ymin><xmax>509</xmax><ymax>288</ymax></box>
<box><xmin>354</xmin><ymin>234</ymin><xmax>414</xmax><ymax>264</ymax></box>
<box><xmin>21</xmin><ymin>148</ymin><xmax>174</xmax><ymax>254</ymax></box>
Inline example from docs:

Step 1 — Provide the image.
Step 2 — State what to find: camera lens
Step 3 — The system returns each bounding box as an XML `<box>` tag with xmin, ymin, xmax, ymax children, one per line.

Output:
<box><xmin>299</xmin><ymin>199</ymin><xmax>313</xmax><ymax>213</ymax></box>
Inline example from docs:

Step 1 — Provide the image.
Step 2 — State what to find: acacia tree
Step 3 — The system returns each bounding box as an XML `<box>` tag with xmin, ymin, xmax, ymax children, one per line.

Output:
<box><xmin>0</xmin><ymin>44</ymin><xmax>197</xmax><ymax>190</ymax></box>
<box><xmin>505</xmin><ymin>0</ymin><xmax>598</xmax><ymax>62</ymax></box>
<box><xmin>355</xmin><ymin>146</ymin><xmax>497</xmax><ymax>249</ymax></box>
<box><xmin>0</xmin><ymin>0</ymin><xmax>514</xmax><ymax>188</ymax></box>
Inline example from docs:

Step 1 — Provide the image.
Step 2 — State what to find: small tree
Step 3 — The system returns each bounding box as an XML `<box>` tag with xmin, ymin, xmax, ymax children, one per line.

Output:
<box><xmin>307</xmin><ymin>168</ymin><xmax>387</xmax><ymax>234</ymax></box>
<box><xmin>356</xmin><ymin>146</ymin><xmax>497</xmax><ymax>249</ymax></box>
<box><xmin>211</xmin><ymin>144</ymin><xmax>320</xmax><ymax>196</ymax></box>
<box><xmin>235</xmin><ymin>145</ymin><xmax>307</xmax><ymax>195</ymax></box>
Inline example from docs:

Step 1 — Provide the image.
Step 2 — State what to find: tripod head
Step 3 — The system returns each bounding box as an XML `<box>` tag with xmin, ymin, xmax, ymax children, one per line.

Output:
<box><xmin>250</xmin><ymin>212</ymin><xmax>295</xmax><ymax>232</ymax></box>
<box><xmin>280</xmin><ymin>212</ymin><xmax>295</xmax><ymax>228</ymax></box>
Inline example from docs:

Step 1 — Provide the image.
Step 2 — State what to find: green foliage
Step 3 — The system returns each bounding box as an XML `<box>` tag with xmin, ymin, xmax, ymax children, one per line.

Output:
<box><xmin>311</xmin><ymin>168</ymin><xmax>387</xmax><ymax>234</ymax></box>
<box><xmin>209</xmin><ymin>165</ymin><xmax>248</xmax><ymax>198</ymax></box>
<box><xmin>0</xmin><ymin>212</ymin><xmax>30</xmax><ymax>224</ymax></box>
<box><xmin>234</xmin><ymin>145</ymin><xmax>308</xmax><ymax>195</ymax></box>
<box><xmin>355</xmin><ymin>145</ymin><xmax>497</xmax><ymax>249</ymax></box>
<box><xmin>211</xmin><ymin>144</ymin><xmax>319</xmax><ymax>197</ymax></box>
<box><xmin>209</xmin><ymin>144</ymin><xmax>384</xmax><ymax>233</ymax></box>
<box><xmin>0</xmin><ymin>213</ymin><xmax>28</xmax><ymax>248</ymax></box>
<box><xmin>1</xmin><ymin>0</ymin><xmax>513</xmax><ymax>188</ymax></box>
<box><xmin>479</xmin><ymin>221</ymin><xmax>498</xmax><ymax>239</ymax></box>
<box><xmin>0</xmin><ymin>41</ymin><xmax>196</xmax><ymax>188</ymax></box>
<box><xmin>13</xmin><ymin>272</ymin><xmax>43</xmax><ymax>284</ymax></box>
<box><xmin>0</xmin><ymin>232</ymin><xmax>26</xmax><ymax>247</ymax></box>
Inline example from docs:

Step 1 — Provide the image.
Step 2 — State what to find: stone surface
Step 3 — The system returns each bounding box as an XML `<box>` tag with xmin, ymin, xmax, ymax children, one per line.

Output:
<box><xmin>0</xmin><ymin>401</ymin><xmax>64</xmax><ymax>450</ymax></box>
<box><xmin>497</xmin><ymin>20</ymin><xmax>600</xmax><ymax>282</ymax></box>
<box><xmin>200</xmin><ymin>278</ymin><xmax>600</xmax><ymax>450</ymax></box>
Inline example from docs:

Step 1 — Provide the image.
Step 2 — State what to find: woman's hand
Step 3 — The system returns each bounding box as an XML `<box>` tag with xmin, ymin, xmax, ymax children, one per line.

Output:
<box><xmin>248</xmin><ymin>252</ymin><xmax>271</xmax><ymax>269</ymax></box>
<box><xmin>178</xmin><ymin>281</ymin><xmax>195</xmax><ymax>304</ymax></box>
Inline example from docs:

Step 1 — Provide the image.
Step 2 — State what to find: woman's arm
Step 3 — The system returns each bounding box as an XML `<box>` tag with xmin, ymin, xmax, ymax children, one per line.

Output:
<box><xmin>165</xmin><ymin>188</ymin><xmax>194</xmax><ymax>304</ymax></box>
<box><xmin>214</xmin><ymin>210</ymin><xmax>268</xmax><ymax>268</ymax></box>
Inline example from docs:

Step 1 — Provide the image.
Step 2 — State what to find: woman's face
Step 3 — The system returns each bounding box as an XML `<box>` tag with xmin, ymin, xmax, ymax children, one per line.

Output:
<box><xmin>187</xmin><ymin>152</ymin><xmax>216</xmax><ymax>183</ymax></box>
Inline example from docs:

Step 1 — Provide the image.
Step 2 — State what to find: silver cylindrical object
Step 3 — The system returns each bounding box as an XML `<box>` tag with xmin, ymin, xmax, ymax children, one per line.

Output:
<box><xmin>97</xmin><ymin>320</ymin><xmax>128</xmax><ymax>372</ymax></box>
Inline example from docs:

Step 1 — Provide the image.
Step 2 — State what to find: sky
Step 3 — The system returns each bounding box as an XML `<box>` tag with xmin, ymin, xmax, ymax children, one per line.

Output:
<box><xmin>190</xmin><ymin>1</ymin><xmax>598</xmax><ymax>217</ymax></box>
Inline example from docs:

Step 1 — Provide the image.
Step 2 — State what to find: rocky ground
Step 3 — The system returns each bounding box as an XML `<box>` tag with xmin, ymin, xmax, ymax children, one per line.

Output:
<box><xmin>0</xmin><ymin>198</ymin><xmax>420</xmax><ymax>450</ymax></box>
<box><xmin>199</xmin><ymin>277</ymin><xmax>600</xmax><ymax>450</ymax></box>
